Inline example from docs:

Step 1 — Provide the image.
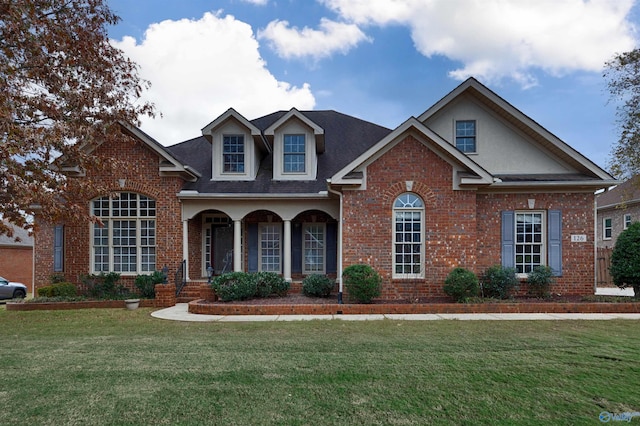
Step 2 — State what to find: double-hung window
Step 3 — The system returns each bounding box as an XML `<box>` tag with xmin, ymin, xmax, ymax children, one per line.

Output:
<box><xmin>624</xmin><ymin>214</ymin><xmax>632</xmax><ymax>230</ymax></box>
<box><xmin>515</xmin><ymin>212</ymin><xmax>544</xmax><ymax>274</ymax></box>
<box><xmin>283</xmin><ymin>134</ymin><xmax>305</xmax><ymax>173</ymax></box>
<box><xmin>393</xmin><ymin>193</ymin><xmax>424</xmax><ymax>277</ymax></box>
<box><xmin>502</xmin><ymin>210</ymin><xmax>562</xmax><ymax>276</ymax></box>
<box><xmin>259</xmin><ymin>223</ymin><xmax>281</xmax><ymax>272</ymax></box>
<box><xmin>223</xmin><ymin>135</ymin><xmax>245</xmax><ymax>173</ymax></box>
<box><xmin>91</xmin><ymin>193</ymin><xmax>156</xmax><ymax>273</ymax></box>
<box><xmin>303</xmin><ymin>224</ymin><xmax>325</xmax><ymax>274</ymax></box>
<box><xmin>455</xmin><ymin>120</ymin><xmax>476</xmax><ymax>153</ymax></box>
<box><xmin>603</xmin><ymin>218</ymin><xmax>612</xmax><ymax>240</ymax></box>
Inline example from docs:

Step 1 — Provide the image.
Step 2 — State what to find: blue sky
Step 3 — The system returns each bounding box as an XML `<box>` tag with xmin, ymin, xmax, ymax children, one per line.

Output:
<box><xmin>107</xmin><ymin>0</ymin><xmax>639</xmax><ymax>171</ymax></box>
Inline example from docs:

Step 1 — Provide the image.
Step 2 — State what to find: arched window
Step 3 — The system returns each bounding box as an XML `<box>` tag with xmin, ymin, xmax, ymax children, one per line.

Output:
<box><xmin>393</xmin><ymin>193</ymin><xmax>424</xmax><ymax>278</ymax></box>
<box><xmin>91</xmin><ymin>193</ymin><xmax>156</xmax><ymax>273</ymax></box>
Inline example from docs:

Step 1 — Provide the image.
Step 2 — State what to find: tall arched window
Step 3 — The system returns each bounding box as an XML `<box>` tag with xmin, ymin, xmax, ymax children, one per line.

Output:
<box><xmin>393</xmin><ymin>193</ymin><xmax>424</xmax><ymax>278</ymax></box>
<box><xmin>91</xmin><ymin>192</ymin><xmax>156</xmax><ymax>273</ymax></box>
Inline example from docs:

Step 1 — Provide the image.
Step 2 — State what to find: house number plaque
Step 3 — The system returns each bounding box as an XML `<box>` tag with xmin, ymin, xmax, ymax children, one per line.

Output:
<box><xmin>571</xmin><ymin>234</ymin><xmax>587</xmax><ymax>242</ymax></box>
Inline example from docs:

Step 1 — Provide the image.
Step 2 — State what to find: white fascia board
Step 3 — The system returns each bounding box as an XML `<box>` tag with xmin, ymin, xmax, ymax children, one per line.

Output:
<box><xmin>264</xmin><ymin>108</ymin><xmax>325</xmax><ymax>153</ymax></box>
<box><xmin>201</xmin><ymin>108</ymin><xmax>262</xmax><ymax>137</ymax></box>
<box><xmin>418</xmin><ymin>78</ymin><xmax>614</xmax><ymax>182</ymax></box>
<box><xmin>489</xmin><ymin>179</ymin><xmax>619</xmax><ymax>189</ymax></box>
<box><xmin>119</xmin><ymin>121</ymin><xmax>200</xmax><ymax>181</ymax></box>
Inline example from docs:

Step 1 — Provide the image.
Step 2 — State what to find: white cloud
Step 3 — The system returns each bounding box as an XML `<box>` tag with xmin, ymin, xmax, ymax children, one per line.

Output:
<box><xmin>319</xmin><ymin>0</ymin><xmax>638</xmax><ymax>86</ymax></box>
<box><xmin>241</xmin><ymin>0</ymin><xmax>268</xmax><ymax>5</ymax></box>
<box><xmin>258</xmin><ymin>18</ymin><xmax>371</xmax><ymax>60</ymax></box>
<box><xmin>111</xmin><ymin>11</ymin><xmax>315</xmax><ymax>144</ymax></box>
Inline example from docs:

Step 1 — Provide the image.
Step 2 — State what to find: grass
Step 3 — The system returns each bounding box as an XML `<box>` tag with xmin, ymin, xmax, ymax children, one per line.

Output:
<box><xmin>0</xmin><ymin>308</ymin><xmax>639</xmax><ymax>425</ymax></box>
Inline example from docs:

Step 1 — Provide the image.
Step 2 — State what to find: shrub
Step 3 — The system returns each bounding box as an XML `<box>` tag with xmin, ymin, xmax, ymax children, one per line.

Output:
<box><xmin>134</xmin><ymin>271</ymin><xmax>165</xmax><ymax>298</ymax></box>
<box><xmin>343</xmin><ymin>264</ymin><xmax>382</xmax><ymax>303</ymax></box>
<box><xmin>527</xmin><ymin>265</ymin><xmax>554</xmax><ymax>298</ymax></box>
<box><xmin>81</xmin><ymin>272</ymin><xmax>127</xmax><ymax>299</ymax></box>
<box><xmin>37</xmin><ymin>282</ymin><xmax>77</xmax><ymax>298</ymax></box>
<box><xmin>610</xmin><ymin>222</ymin><xmax>640</xmax><ymax>298</ymax></box>
<box><xmin>212</xmin><ymin>272</ymin><xmax>257</xmax><ymax>302</ymax></box>
<box><xmin>253</xmin><ymin>272</ymin><xmax>289</xmax><ymax>297</ymax></box>
<box><xmin>49</xmin><ymin>273</ymin><xmax>66</xmax><ymax>284</ymax></box>
<box><xmin>302</xmin><ymin>274</ymin><xmax>334</xmax><ymax>298</ymax></box>
<box><xmin>443</xmin><ymin>267</ymin><xmax>480</xmax><ymax>302</ymax></box>
<box><xmin>481</xmin><ymin>265</ymin><xmax>518</xmax><ymax>299</ymax></box>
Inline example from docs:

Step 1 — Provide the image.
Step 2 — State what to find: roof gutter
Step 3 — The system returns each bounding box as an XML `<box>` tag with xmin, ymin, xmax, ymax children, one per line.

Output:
<box><xmin>177</xmin><ymin>191</ymin><xmax>331</xmax><ymax>200</ymax></box>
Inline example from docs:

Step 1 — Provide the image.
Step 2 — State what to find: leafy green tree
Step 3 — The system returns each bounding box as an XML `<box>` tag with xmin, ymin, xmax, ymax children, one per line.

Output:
<box><xmin>604</xmin><ymin>49</ymin><xmax>640</xmax><ymax>179</ymax></box>
<box><xmin>0</xmin><ymin>0</ymin><xmax>154</xmax><ymax>237</ymax></box>
<box><xmin>610</xmin><ymin>221</ymin><xmax>640</xmax><ymax>298</ymax></box>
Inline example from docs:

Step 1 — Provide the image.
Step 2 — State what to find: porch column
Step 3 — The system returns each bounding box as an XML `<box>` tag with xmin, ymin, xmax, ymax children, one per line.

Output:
<box><xmin>283</xmin><ymin>220</ymin><xmax>292</xmax><ymax>282</ymax></box>
<box><xmin>182</xmin><ymin>219</ymin><xmax>189</xmax><ymax>281</ymax></box>
<box><xmin>233</xmin><ymin>219</ymin><xmax>242</xmax><ymax>272</ymax></box>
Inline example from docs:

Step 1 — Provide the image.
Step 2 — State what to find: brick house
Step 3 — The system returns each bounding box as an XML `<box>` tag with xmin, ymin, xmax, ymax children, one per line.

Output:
<box><xmin>34</xmin><ymin>78</ymin><xmax>616</xmax><ymax>300</ymax></box>
<box><xmin>596</xmin><ymin>176</ymin><xmax>640</xmax><ymax>248</ymax></box>
<box><xmin>1</xmin><ymin>220</ymin><xmax>33</xmax><ymax>293</ymax></box>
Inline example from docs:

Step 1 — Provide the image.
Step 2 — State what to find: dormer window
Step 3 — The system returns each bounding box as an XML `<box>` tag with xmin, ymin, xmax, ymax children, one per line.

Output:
<box><xmin>283</xmin><ymin>134</ymin><xmax>306</xmax><ymax>173</ymax></box>
<box><xmin>223</xmin><ymin>135</ymin><xmax>245</xmax><ymax>173</ymax></box>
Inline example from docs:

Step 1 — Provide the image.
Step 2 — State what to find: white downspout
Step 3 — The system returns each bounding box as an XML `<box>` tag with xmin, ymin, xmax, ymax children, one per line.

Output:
<box><xmin>327</xmin><ymin>184</ymin><xmax>343</xmax><ymax>304</ymax></box>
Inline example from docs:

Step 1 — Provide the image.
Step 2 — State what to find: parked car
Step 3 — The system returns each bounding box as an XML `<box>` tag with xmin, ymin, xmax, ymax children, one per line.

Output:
<box><xmin>0</xmin><ymin>276</ymin><xmax>27</xmax><ymax>299</ymax></box>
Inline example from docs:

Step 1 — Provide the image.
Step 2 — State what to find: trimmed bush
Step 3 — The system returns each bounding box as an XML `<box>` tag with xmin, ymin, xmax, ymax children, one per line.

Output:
<box><xmin>134</xmin><ymin>271</ymin><xmax>165</xmax><ymax>298</ymax></box>
<box><xmin>37</xmin><ymin>282</ymin><xmax>77</xmax><ymax>298</ymax></box>
<box><xmin>343</xmin><ymin>264</ymin><xmax>382</xmax><ymax>303</ymax></box>
<box><xmin>527</xmin><ymin>265</ymin><xmax>554</xmax><ymax>298</ymax></box>
<box><xmin>481</xmin><ymin>265</ymin><xmax>518</xmax><ymax>299</ymax></box>
<box><xmin>611</xmin><ymin>222</ymin><xmax>640</xmax><ymax>298</ymax></box>
<box><xmin>253</xmin><ymin>272</ymin><xmax>289</xmax><ymax>297</ymax></box>
<box><xmin>443</xmin><ymin>267</ymin><xmax>479</xmax><ymax>302</ymax></box>
<box><xmin>302</xmin><ymin>274</ymin><xmax>334</xmax><ymax>298</ymax></box>
<box><xmin>212</xmin><ymin>272</ymin><xmax>257</xmax><ymax>302</ymax></box>
<box><xmin>81</xmin><ymin>272</ymin><xmax>127</xmax><ymax>299</ymax></box>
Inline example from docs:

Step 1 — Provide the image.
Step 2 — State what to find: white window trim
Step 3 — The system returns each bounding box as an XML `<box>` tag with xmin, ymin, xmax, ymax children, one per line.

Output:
<box><xmin>514</xmin><ymin>211</ymin><xmax>546</xmax><ymax>278</ymax></box>
<box><xmin>90</xmin><ymin>194</ymin><xmax>156</xmax><ymax>275</ymax></box>
<box><xmin>282</xmin><ymin>134</ymin><xmax>307</xmax><ymax>175</ymax></box>
<box><xmin>624</xmin><ymin>214</ymin><xmax>632</xmax><ymax>230</ymax></box>
<box><xmin>258</xmin><ymin>223</ymin><xmax>282</xmax><ymax>273</ymax></box>
<box><xmin>603</xmin><ymin>217</ymin><xmax>612</xmax><ymax>240</ymax></box>
<box><xmin>211</xmin><ymin>122</ymin><xmax>256</xmax><ymax>181</ymax></box>
<box><xmin>454</xmin><ymin>119</ymin><xmax>478</xmax><ymax>154</ymax></box>
<box><xmin>392</xmin><ymin>194</ymin><xmax>425</xmax><ymax>279</ymax></box>
<box><xmin>302</xmin><ymin>223</ymin><xmax>326</xmax><ymax>274</ymax></box>
<box><xmin>272</xmin><ymin>121</ymin><xmax>316</xmax><ymax>180</ymax></box>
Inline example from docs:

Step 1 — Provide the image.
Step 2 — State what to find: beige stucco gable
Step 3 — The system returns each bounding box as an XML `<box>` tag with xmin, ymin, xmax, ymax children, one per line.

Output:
<box><xmin>423</xmin><ymin>93</ymin><xmax>574</xmax><ymax>175</ymax></box>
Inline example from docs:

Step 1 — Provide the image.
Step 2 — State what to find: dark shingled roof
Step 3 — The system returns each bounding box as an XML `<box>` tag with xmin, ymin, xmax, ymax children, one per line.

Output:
<box><xmin>597</xmin><ymin>176</ymin><xmax>640</xmax><ymax>209</ymax></box>
<box><xmin>165</xmin><ymin>110</ymin><xmax>392</xmax><ymax>194</ymax></box>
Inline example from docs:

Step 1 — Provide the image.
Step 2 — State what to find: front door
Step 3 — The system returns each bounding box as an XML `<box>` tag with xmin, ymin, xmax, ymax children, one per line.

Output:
<box><xmin>213</xmin><ymin>225</ymin><xmax>234</xmax><ymax>274</ymax></box>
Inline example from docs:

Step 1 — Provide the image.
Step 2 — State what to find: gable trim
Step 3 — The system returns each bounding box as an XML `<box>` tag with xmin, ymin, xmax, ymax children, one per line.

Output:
<box><xmin>329</xmin><ymin>117</ymin><xmax>494</xmax><ymax>187</ymax></box>
<box><xmin>264</xmin><ymin>108</ymin><xmax>325</xmax><ymax>153</ymax></box>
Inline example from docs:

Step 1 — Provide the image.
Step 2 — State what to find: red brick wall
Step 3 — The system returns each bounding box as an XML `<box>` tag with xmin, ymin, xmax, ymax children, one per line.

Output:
<box><xmin>476</xmin><ymin>192</ymin><xmax>595</xmax><ymax>295</ymax></box>
<box><xmin>341</xmin><ymin>134</ymin><xmax>597</xmax><ymax>299</ymax></box>
<box><xmin>34</xmin><ymin>133</ymin><xmax>184</xmax><ymax>293</ymax></box>
<box><xmin>0</xmin><ymin>247</ymin><xmax>33</xmax><ymax>289</ymax></box>
<box><xmin>342</xmin><ymin>135</ymin><xmax>478</xmax><ymax>300</ymax></box>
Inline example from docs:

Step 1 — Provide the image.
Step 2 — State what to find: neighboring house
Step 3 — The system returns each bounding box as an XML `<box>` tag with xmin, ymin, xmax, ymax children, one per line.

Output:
<box><xmin>33</xmin><ymin>78</ymin><xmax>616</xmax><ymax>299</ymax></box>
<box><xmin>0</xmin><ymin>221</ymin><xmax>33</xmax><ymax>292</ymax></box>
<box><xmin>596</xmin><ymin>176</ymin><xmax>640</xmax><ymax>248</ymax></box>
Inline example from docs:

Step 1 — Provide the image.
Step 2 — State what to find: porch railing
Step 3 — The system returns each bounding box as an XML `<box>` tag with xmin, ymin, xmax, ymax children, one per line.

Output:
<box><xmin>175</xmin><ymin>260</ymin><xmax>187</xmax><ymax>296</ymax></box>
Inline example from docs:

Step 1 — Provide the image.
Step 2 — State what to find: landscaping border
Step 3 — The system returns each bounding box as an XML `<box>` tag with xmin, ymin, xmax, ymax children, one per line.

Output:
<box><xmin>188</xmin><ymin>299</ymin><xmax>640</xmax><ymax>315</ymax></box>
<box><xmin>6</xmin><ymin>299</ymin><xmax>157</xmax><ymax>311</ymax></box>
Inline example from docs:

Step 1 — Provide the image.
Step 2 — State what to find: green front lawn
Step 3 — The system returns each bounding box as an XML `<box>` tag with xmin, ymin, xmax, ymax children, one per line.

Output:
<box><xmin>1</xmin><ymin>308</ymin><xmax>638</xmax><ymax>425</ymax></box>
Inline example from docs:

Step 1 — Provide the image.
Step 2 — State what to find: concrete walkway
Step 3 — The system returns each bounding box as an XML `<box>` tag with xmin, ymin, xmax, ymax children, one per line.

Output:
<box><xmin>151</xmin><ymin>303</ymin><xmax>640</xmax><ymax>322</ymax></box>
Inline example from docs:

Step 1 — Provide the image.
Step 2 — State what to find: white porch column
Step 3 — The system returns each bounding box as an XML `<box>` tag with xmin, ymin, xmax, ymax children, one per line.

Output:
<box><xmin>233</xmin><ymin>219</ymin><xmax>242</xmax><ymax>272</ymax></box>
<box><xmin>182</xmin><ymin>219</ymin><xmax>189</xmax><ymax>281</ymax></box>
<box><xmin>283</xmin><ymin>220</ymin><xmax>292</xmax><ymax>282</ymax></box>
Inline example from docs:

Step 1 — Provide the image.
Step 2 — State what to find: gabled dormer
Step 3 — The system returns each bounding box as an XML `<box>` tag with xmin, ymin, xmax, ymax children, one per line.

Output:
<box><xmin>264</xmin><ymin>108</ymin><xmax>324</xmax><ymax>181</ymax></box>
<box><xmin>201</xmin><ymin>108</ymin><xmax>269</xmax><ymax>181</ymax></box>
